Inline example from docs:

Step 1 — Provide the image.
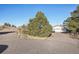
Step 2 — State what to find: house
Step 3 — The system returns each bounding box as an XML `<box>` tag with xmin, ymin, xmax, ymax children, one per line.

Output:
<box><xmin>53</xmin><ymin>25</ymin><xmax>66</xmax><ymax>32</ymax></box>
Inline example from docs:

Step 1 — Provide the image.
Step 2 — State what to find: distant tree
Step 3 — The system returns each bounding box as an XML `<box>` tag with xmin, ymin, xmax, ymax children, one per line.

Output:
<box><xmin>12</xmin><ymin>25</ymin><xmax>16</xmax><ymax>28</ymax></box>
<box><xmin>4</xmin><ymin>23</ymin><xmax>11</xmax><ymax>27</ymax></box>
<box><xmin>21</xmin><ymin>24</ymin><xmax>27</xmax><ymax>29</ymax></box>
<box><xmin>29</xmin><ymin>19</ymin><xmax>33</xmax><ymax>23</ymax></box>
<box><xmin>27</xmin><ymin>11</ymin><xmax>52</xmax><ymax>37</ymax></box>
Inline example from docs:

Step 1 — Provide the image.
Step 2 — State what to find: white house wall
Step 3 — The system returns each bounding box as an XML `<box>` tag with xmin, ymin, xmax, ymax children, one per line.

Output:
<box><xmin>53</xmin><ymin>26</ymin><xmax>66</xmax><ymax>32</ymax></box>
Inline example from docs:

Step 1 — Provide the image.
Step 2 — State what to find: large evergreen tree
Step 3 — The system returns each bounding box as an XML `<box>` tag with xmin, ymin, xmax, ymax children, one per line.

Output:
<box><xmin>27</xmin><ymin>11</ymin><xmax>52</xmax><ymax>37</ymax></box>
<box><xmin>63</xmin><ymin>6</ymin><xmax>79</xmax><ymax>33</ymax></box>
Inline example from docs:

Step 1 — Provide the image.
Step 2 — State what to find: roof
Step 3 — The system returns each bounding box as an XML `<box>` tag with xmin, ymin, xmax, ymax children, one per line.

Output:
<box><xmin>53</xmin><ymin>25</ymin><xmax>64</xmax><ymax>27</ymax></box>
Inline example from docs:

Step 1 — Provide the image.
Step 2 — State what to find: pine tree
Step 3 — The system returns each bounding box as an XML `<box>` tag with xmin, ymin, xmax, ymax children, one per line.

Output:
<box><xmin>27</xmin><ymin>11</ymin><xmax>52</xmax><ymax>37</ymax></box>
<box><xmin>63</xmin><ymin>6</ymin><xmax>79</xmax><ymax>32</ymax></box>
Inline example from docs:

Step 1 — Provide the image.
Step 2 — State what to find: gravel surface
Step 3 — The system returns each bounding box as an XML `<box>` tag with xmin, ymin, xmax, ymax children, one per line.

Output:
<box><xmin>0</xmin><ymin>32</ymin><xmax>79</xmax><ymax>54</ymax></box>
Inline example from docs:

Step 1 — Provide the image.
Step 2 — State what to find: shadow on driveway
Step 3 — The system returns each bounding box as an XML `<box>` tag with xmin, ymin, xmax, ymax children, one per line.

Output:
<box><xmin>0</xmin><ymin>45</ymin><xmax>8</xmax><ymax>54</ymax></box>
<box><xmin>0</xmin><ymin>31</ymin><xmax>15</xmax><ymax>35</ymax></box>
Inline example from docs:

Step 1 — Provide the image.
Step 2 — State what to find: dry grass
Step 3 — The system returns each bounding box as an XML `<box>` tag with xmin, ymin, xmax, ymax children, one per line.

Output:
<box><xmin>26</xmin><ymin>34</ymin><xmax>48</xmax><ymax>40</ymax></box>
<box><xmin>23</xmin><ymin>33</ymin><xmax>54</xmax><ymax>40</ymax></box>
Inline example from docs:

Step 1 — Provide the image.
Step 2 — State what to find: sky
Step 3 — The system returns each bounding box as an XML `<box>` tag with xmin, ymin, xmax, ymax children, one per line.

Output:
<box><xmin>0</xmin><ymin>4</ymin><xmax>78</xmax><ymax>26</ymax></box>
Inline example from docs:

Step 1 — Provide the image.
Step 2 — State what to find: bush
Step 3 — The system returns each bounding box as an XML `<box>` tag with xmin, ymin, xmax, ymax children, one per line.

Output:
<box><xmin>27</xmin><ymin>11</ymin><xmax>52</xmax><ymax>37</ymax></box>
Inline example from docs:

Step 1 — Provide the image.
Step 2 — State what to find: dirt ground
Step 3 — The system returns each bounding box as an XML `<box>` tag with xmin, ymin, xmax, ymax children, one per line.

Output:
<box><xmin>0</xmin><ymin>32</ymin><xmax>79</xmax><ymax>54</ymax></box>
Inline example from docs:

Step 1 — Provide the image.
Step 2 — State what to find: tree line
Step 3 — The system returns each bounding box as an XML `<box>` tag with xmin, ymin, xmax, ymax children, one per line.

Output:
<box><xmin>0</xmin><ymin>23</ymin><xmax>16</xmax><ymax>30</ymax></box>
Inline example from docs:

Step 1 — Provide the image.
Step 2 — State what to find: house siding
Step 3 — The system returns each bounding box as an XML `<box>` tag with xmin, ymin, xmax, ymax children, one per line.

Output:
<box><xmin>53</xmin><ymin>25</ymin><xmax>66</xmax><ymax>32</ymax></box>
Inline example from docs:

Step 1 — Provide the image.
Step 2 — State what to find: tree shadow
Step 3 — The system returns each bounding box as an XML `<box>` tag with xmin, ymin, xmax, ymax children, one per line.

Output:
<box><xmin>0</xmin><ymin>45</ymin><xmax>8</xmax><ymax>54</ymax></box>
<box><xmin>48</xmin><ymin>33</ymin><xmax>52</xmax><ymax>37</ymax></box>
<box><xmin>0</xmin><ymin>31</ymin><xmax>15</xmax><ymax>35</ymax></box>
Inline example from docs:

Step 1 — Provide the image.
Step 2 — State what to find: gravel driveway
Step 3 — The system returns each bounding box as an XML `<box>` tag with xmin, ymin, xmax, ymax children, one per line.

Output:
<box><xmin>0</xmin><ymin>32</ymin><xmax>79</xmax><ymax>54</ymax></box>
